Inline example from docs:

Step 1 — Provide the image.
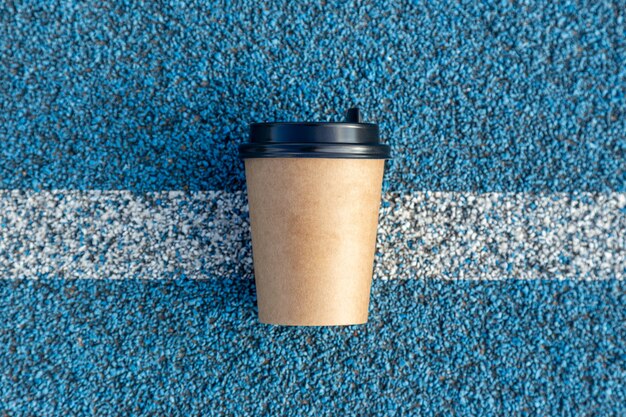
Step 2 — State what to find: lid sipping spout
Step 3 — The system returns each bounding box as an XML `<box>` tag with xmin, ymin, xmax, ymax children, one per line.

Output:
<box><xmin>345</xmin><ymin>107</ymin><xmax>362</xmax><ymax>123</ymax></box>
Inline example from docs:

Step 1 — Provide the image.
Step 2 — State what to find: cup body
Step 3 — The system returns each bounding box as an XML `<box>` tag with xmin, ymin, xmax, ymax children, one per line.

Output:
<box><xmin>245</xmin><ymin>157</ymin><xmax>384</xmax><ymax>326</ymax></box>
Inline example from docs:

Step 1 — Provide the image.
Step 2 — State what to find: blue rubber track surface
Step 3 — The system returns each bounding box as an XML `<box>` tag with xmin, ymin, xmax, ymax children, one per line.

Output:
<box><xmin>1</xmin><ymin>279</ymin><xmax>625</xmax><ymax>416</ymax></box>
<box><xmin>0</xmin><ymin>0</ymin><xmax>625</xmax><ymax>415</ymax></box>
<box><xmin>0</xmin><ymin>0</ymin><xmax>624</xmax><ymax>192</ymax></box>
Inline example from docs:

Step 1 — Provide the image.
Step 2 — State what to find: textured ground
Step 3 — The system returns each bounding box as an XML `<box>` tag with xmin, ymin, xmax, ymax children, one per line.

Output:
<box><xmin>0</xmin><ymin>0</ymin><xmax>625</xmax><ymax>416</ymax></box>
<box><xmin>0</xmin><ymin>191</ymin><xmax>623</xmax><ymax>280</ymax></box>
<box><xmin>1</xmin><ymin>0</ymin><xmax>624</xmax><ymax>193</ymax></box>
<box><xmin>2</xmin><ymin>279</ymin><xmax>625</xmax><ymax>416</ymax></box>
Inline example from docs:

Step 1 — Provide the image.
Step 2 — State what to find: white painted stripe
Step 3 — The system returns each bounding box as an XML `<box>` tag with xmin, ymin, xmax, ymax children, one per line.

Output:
<box><xmin>376</xmin><ymin>192</ymin><xmax>624</xmax><ymax>280</ymax></box>
<box><xmin>0</xmin><ymin>191</ymin><xmax>623</xmax><ymax>279</ymax></box>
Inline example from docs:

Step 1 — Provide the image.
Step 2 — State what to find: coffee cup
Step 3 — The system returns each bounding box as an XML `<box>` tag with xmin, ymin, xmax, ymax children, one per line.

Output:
<box><xmin>239</xmin><ymin>108</ymin><xmax>390</xmax><ymax>326</ymax></box>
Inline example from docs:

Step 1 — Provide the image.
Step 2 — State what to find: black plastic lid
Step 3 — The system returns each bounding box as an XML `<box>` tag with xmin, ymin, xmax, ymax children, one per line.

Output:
<box><xmin>238</xmin><ymin>108</ymin><xmax>391</xmax><ymax>159</ymax></box>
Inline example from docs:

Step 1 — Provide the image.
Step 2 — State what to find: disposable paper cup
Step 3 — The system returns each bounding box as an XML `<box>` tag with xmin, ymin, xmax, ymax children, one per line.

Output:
<box><xmin>239</xmin><ymin>108</ymin><xmax>391</xmax><ymax>326</ymax></box>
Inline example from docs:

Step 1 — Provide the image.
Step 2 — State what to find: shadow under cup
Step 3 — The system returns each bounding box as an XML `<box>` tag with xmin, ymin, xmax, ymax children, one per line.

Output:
<box><xmin>239</xmin><ymin>109</ymin><xmax>391</xmax><ymax>326</ymax></box>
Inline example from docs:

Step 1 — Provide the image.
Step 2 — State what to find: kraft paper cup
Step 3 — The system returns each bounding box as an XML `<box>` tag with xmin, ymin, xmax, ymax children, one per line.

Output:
<box><xmin>239</xmin><ymin>108</ymin><xmax>391</xmax><ymax>326</ymax></box>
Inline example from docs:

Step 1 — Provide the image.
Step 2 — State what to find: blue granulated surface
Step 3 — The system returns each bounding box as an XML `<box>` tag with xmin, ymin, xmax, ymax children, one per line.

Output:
<box><xmin>1</xmin><ymin>278</ymin><xmax>624</xmax><ymax>416</ymax></box>
<box><xmin>1</xmin><ymin>1</ymin><xmax>625</xmax><ymax>415</ymax></box>
<box><xmin>0</xmin><ymin>1</ymin><xmax>624</xmax><ymax>192</ymax></box>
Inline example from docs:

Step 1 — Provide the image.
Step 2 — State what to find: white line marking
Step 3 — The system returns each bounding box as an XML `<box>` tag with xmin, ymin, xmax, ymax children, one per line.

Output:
<box><xmin>0</xmin><ymin>191</ymin><xmax>623</xmax><ymax>279</ymax></box>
